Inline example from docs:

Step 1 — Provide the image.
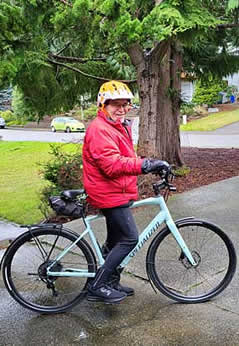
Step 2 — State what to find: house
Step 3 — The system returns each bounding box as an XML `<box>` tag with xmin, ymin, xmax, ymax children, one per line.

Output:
<box><xmin>180</xmin><ymin>72</ymin><xmax>239</xmax><ymax>103</ymax></box>
<box><xmin>181</xmin><ymin>80</ymin><xmax>195</xmax><ymax>103</ymax></box>
<box><xmin>0</xmin><ymin>88</ymin><xmax>12</xmax><ymax>111</ymax></box>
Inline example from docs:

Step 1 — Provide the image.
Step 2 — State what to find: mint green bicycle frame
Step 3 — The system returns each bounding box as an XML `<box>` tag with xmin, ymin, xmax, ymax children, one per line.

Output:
<box><xmin>47</xmin><ymin>195</ymin><xmax>197</xmax><ymax>278</ymax></box>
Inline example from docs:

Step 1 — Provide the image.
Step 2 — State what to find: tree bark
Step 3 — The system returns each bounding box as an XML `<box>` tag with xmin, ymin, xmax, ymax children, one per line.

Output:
<box><xmin>128</xmin><ymin>40</ymin><xmax>184</xmax><ymax>166</ymax></box>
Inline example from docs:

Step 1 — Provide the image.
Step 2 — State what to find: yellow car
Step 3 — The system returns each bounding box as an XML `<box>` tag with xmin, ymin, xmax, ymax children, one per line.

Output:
<box><xmin>50</xmin><ymin>117</ymin><xmax>85</xmax><ymax>133</ymax></box>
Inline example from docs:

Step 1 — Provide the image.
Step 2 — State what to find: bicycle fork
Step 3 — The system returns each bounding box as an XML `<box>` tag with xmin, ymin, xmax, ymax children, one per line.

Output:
<box><xmin>160</xmin><ymin>197</ymin><xmax>197</xmax><ymax>267</ymax></box>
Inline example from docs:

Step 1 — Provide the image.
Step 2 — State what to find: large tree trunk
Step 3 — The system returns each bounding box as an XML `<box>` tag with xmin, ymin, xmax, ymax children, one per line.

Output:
<box><xmin>128</xmin><ymin>41</ymin><xmax>184</xmax><ymax>166</ymax></box>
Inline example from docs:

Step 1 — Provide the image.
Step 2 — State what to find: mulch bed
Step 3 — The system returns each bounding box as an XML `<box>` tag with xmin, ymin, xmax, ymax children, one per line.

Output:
<box><xmin>138</xmin><ymin>147</ymin><xmax>239</xmax><ymax>198</ymax></box>
<box><xmin>166</xmin><ymin>147</ymin><xmax>239</xmax><ymax>194</ymax></box>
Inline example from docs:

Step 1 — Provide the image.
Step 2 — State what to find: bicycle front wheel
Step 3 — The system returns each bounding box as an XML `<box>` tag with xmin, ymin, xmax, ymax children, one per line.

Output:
<box><xmin>146</xmin><ymin>219</ymin><xmax>236</xmax><ymax>303</ymax></box>
<box><xmin>2</xmin><ymin>227</ymin><xmax>97</xmax><ymax>313</ymax></box>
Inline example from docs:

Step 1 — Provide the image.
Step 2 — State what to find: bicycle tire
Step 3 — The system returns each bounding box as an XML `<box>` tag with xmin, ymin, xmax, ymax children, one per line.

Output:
<box><xmin>146</xmin><ymin>219</ymin><xmax>237</xmax><ymax>303</ymax></box>
<box><xmin>2</xmin><ymin>227</ymin><xmax>97</xmax><ymax>313</ymax></box>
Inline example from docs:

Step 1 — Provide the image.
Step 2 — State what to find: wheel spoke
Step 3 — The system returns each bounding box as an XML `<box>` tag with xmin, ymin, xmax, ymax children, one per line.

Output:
<box><xmin>46</xmin><ymin>234</ymin><xmax>61</xmax><ymax>261</ymax></box>
<box><xmin>30</xmin><ymin>234</ymin><xmax>48</xmax><ymax>260</ymax></box>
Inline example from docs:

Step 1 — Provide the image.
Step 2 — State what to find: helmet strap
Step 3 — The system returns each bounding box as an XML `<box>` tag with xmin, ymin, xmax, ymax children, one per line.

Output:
<box><xmin>101</xmin><ymin>105</ymin><xmax>116</xmax><ymax>122</ymax></box>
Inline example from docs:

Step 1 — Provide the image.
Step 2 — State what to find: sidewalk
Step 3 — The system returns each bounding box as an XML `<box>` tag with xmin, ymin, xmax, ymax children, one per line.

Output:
<box><xmin>45</xmin><ymin>177</ymin><xmax>239</xmax><ymax>345</ymax></box>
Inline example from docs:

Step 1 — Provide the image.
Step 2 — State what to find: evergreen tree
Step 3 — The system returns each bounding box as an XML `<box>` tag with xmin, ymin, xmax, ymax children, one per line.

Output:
<box><xmin>1</xmin><ymin>0</ymin><xmax>239</xmax><ymax>164</ymax></box>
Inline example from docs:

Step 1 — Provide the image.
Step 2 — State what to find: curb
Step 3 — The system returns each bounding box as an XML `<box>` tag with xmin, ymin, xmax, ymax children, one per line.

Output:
<box><xmin>6</xmin><ymin>126</ymin><xmax>49</xmax><ymax>132</ymax></box>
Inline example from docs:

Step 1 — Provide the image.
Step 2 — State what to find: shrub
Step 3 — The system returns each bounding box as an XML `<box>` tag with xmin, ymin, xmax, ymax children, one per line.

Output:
<box><xmin>6</xmin><ymin>119</ymin><xmax>27</xmax><ymax>126</ymax></box>
<box><xmin>192</xmin><ymin>79</ymin><xmax>227</xmax><ymax>106</ymax></box>
<box><xmin>83</xmin><ymin>103</ymin><xmax>97</xmax><ymax>121</ymax></box>
<box><xmin>12</xmin><ymin>87</ymin><xmax>37</xmax><ymax>121</ymax></box>
<box><xmin>39</xmin><ymin>143</ymin><xmax>83</xmax><ymax>219</ymax></box>
<box><xmin>0</xmin><ymin>110</ymin><xmax>28</xmax><ymax>126</ymax></box>
<box><xmin>180</xmin><ymin>102</ymin><xmax>196</xmax><ymax>116</ymax></box>
<box><xmin>0</xmin><ymin>110</ymin><xmax>15</xmax><ymax>123</ymax></box>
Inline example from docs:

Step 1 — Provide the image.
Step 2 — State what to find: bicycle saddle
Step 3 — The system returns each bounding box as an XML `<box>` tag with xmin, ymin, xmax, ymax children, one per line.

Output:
<box><xmin>61</xmin><ymin>189</ymin><xmax>85</xmax><ymax>200</ymax></box>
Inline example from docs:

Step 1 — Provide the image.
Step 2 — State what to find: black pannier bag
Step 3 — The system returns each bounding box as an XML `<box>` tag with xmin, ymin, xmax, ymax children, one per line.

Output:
<box><xmin>49</xmin><ymin>196</ymin><xmax>83</xmax><ymax>219</ymax></box>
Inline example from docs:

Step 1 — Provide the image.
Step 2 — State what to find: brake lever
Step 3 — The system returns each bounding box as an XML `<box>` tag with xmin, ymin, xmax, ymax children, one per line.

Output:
<box><xmin>152</xmin><ymin>165</ymin><xmax>175</xmax><ymax>182</ymax></box>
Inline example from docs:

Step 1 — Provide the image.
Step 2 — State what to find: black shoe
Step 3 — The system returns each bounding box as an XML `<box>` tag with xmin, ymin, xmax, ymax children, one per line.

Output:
<box><xmin>112</xmin><ymin>282</ymin><xmax>135</xmax><ymax>296</ymax></box>
<box><xmin>109</xmin><ymin>269</ymin><xmax>135</xmax><ymax>296</ymax></box>
<box><xmin>87</xmin><ymin>284</ymin><xmax>127</xmax><ymax>304</ymax></box>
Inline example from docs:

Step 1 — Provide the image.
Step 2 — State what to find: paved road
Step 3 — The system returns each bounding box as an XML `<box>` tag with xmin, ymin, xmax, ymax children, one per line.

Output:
<box><xmin>1</xmin><ymin>120</ymin><xmax>239</xmax><ymax>147</ymax></box>
<box><xmin>0</xmin><ymin>128</ymin><xmax>85</xmax><ymax>143</ymax></box>
<box><xmin>181</xmin><ymin>123</ymin><xmax>239</xmax><ymax>148</ymax></box>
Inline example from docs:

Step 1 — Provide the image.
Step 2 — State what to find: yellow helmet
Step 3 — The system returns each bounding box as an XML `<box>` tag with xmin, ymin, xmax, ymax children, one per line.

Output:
<box><xmin>97</xmin><ymin>80</ymin><xmax>134</xmax><ymax>107</ymax></box>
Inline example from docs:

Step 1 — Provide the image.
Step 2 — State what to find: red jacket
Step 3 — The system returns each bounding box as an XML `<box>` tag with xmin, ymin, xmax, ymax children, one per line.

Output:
<box><xmin>83</xmin><ymin>110</ymin><xmax>143</xmax><ymax>209</ymax></box>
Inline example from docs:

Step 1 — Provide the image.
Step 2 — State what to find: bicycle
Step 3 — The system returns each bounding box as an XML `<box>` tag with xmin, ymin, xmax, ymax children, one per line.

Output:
<box><xmin>1</xmin><ymin>170</ymin><xmax>237</xmax><ymax>314</ymax></box>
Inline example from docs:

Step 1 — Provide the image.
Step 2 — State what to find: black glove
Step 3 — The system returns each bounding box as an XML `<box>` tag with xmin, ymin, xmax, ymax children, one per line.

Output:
<box><xmin>141</xmin><ymin>158</ymin><xmax>170</xmax><ymax>174</ymax></box>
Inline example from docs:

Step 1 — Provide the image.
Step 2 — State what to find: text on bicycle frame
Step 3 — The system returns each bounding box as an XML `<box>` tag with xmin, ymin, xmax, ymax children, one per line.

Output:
<box><xmin>129</xmin><ymin>221</ymin><xmax>161</xmax><ymax>258</ymax></box>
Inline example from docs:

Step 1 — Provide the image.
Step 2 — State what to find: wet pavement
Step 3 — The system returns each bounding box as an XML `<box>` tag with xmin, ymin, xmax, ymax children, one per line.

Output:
<box><xmin>0</xmin><ymin>128</ymin><xmax>85</xmax><ymax>143</ymax></box>
<box><xmin>1</xmin><ymin>177</ymin><xmax>239</xmax><ymax>345</ymax></box>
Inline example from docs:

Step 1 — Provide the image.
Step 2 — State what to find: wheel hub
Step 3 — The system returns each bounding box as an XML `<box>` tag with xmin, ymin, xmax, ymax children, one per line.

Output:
<box><xmin>38</xmin><ymin>260</ymin><xmax>63</xmax><ymax>282</ymax></box>
<box><xmin>179</xmin><ymin>250</ymin><xmax>201</xmax><ymax>269</ymax></box>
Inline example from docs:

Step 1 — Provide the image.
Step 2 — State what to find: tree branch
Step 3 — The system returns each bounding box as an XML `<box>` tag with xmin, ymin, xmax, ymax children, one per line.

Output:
<box><xmin>217</xmin><ymin>23</ymin><xmax>239</xmax><ymax>29</ymax></box>
<box><xmin>48</xmin><ymin>58</ymin><xmax>137</xmax><ymax>84</ymax></box>
<box><xmin>55</xmin><ymin>41</ymin><xmax>71</xmax><ymax>55</ymax></box>
<box><xmin>50</xmin><ymin>54</ymin><xmax>107</xmax><ymax>63</ymax></box>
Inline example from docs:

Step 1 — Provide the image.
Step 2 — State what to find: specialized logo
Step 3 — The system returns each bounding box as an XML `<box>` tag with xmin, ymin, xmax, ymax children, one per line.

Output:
<box><xmin>129</xmin><ymin>221</ymin><xmax>160</xmax><ymax>258</ymax></box>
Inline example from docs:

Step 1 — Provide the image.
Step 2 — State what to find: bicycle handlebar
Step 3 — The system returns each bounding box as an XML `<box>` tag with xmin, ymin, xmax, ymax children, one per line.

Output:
<box><xmin>152</xmin><ymin>166</ymin><xmax>176</xmax><ymax>197</ymax></box>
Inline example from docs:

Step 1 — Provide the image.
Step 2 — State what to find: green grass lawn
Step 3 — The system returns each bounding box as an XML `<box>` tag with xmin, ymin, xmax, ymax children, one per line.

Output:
<box><xmin>180</xmin><ymin>108</ymin><xmax>239</xmax><ymax>131</ymax></box>
<box><xmin>0</xmin><ymin>141</ymin><xmax>78</xmax><ymax>225</ymax></box>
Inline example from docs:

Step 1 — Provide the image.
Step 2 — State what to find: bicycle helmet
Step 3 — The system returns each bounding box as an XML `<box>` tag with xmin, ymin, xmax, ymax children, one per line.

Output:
<box><xmin>97</xmin><ymin>80</ymin><xmax>134</xmax><ymax>107</ymax></box>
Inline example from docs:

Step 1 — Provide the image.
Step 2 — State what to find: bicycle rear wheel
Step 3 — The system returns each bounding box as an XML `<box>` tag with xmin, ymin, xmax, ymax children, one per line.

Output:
<box><xmin>2</xmin><ymin>227</ymin><xmax>97</xmax><ymax>313</ymax></box>
<box><xmin>146</xmin><ymin>219</ymin><xmax>236</xmax><ymax>303</ymax></box>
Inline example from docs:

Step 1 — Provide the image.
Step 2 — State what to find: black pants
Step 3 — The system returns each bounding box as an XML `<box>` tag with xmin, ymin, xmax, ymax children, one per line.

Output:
<box><xmin>101</xmin><ymin>206</ymin><xmax>139</xmax><ymax>272</ymax></box>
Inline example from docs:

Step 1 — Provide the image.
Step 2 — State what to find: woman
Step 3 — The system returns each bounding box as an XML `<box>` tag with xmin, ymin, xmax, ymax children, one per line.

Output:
<box><xmin>83</xmin><ymin>80</ymin><xmax>169</xmax><ymax>304</ymax></box>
